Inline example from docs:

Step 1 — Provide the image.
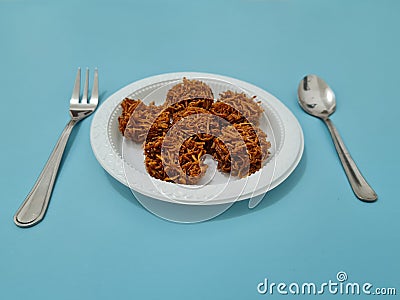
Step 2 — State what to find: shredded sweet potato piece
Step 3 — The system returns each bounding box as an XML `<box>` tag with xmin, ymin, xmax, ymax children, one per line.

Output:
<box><xmin>117</xmin><ymin>78</ymin><xmax>271</xmax><ymax>184</ymax></box>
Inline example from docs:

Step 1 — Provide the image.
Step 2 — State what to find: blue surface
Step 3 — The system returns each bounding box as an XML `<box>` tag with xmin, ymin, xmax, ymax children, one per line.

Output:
<box><xmin>1</xmin><ymin>0</ymin><xmax>399</xmax><ymax>299</ymax></box>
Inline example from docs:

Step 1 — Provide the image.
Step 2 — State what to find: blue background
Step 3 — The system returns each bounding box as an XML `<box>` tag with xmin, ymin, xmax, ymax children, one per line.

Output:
<box><xmin>0</xmin><ymin>0</ymin><xmax>399</xmax><ymax>299</ymax></box>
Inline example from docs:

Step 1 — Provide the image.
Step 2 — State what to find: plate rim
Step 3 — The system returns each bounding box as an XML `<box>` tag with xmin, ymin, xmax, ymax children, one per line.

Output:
<box><xmin>90</xmin><ymin>72</ymin><xmax>304</xmax><ymax>205</ymax></box>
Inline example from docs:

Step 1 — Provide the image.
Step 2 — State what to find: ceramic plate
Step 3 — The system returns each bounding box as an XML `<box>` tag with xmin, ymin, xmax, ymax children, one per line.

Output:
<box><xmin>90</xmin><ymin>72</ymin><xmax>303</xmax><ymax>205</ymax></box>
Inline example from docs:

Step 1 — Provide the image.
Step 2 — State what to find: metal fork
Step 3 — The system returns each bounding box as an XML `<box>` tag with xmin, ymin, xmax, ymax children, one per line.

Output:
<box><xmin>14</xmin><ymin>68</ymin><xmax>99</xmax><ymax>227</ymax></box>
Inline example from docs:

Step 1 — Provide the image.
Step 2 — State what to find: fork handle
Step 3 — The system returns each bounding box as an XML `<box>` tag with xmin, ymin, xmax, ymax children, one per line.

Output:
<box><xmin>14</xmin><ymin>119</ymin><xmax>77</xmax><ymax>227</ymax></box>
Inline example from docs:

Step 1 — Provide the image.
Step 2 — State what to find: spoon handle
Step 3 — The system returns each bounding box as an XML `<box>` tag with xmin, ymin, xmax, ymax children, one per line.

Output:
<box><xmin>323</xmin><ymin>118</ymin><xmax>377</xmax><ymax>202</ymax></box>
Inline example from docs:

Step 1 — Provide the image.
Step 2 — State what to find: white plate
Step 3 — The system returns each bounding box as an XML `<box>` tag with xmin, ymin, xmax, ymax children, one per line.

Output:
<box><xmin>90</xmin><ymin>72</ymin><xmax>304</xmax><ymax>205</ymax></box>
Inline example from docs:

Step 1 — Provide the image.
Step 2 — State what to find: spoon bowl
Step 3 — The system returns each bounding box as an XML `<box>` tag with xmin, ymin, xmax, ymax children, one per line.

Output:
<box><xmin>298</xmin><ymin>74</ymin><xmax>336</xmax><ymax>119</ymax></box>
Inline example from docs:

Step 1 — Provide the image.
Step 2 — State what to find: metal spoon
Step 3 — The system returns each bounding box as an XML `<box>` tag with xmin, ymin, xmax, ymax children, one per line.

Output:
<box><xmin>297</xmin><ymin>74</ymin><xmax>377</xmax><ymax>202</ymax></box>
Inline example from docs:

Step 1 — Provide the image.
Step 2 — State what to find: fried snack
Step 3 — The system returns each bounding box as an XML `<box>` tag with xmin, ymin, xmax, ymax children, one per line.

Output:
<box><xmin>212</xmin><ymin>123</ymin><xmax>271</xmax><ymax>177</ymax></box>
<box><xmin>165</xmin><ymin>77</ymin><xmax>214</xmax><ymax>113</ymax></box>
<box><xmin>171</xmin><ymin>106</ymin><xmax>221</xmax><ymax>152</ymax></box>
<box><xmin>144</xmin><ymin>135</ymin><xmax>207</xmax><ymax>184</ymax></box>
<box><xmin>209</xmin><ymin>101</ymin><xmax>248</xmax><ymax>125</ymax></box>
<box><xmin>118</xmin><ymin>98</ymin><xmax>170</xmax><ymax>143</ymax></box>
<box><xmin>118</xmin><ymin>98</ymin><xmax>141</xmax><ymax>133</ymax></box>
<box><xmin>118</xmin><ymin>78</ymin><xmax>271</xmax><ymax>184</ymax></box>
<box><xmin>218</xmin><ymin>91</ymin><xmax>263</xmax><ymax>126</ymax></box>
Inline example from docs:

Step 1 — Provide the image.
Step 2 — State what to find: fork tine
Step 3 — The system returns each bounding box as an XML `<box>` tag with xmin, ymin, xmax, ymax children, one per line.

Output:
<box><xmin>90</xmin><ymin>68</ymin><xmax>99</xmax><ymax>105</ymax></box>
<box><xmin>70</xmin><ymin>68</ymin><xmax>81</xmax><ymax>104</ymax></box>
<box><xmin>82</xmin><ymin>68</ymin><xmax>89</xmax><ymax>103</ymax></box>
